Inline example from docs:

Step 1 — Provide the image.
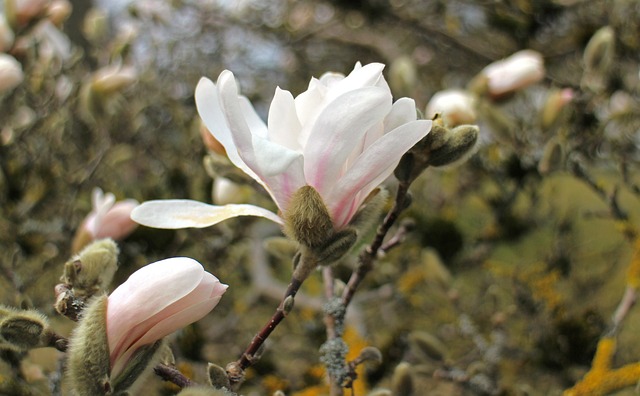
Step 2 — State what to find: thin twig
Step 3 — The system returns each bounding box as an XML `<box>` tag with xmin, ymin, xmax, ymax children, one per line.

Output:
<box><xmin>341</xmin><ymin>181</ymin><xmax>411</xmax><ymax>307</ymax></box>
<box><xmin>153</xmin><ymin>364</ymin><xmax>194</xmax><ymax>388</ymax></box>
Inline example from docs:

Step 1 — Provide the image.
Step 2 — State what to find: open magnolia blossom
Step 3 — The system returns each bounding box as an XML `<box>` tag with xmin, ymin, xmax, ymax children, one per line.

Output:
<box><xmin>132</xmin><ymin>62</ymin><xmax>431</xmax><ymax>230</ymax></box>
<box><xmin>107</xmin><ymin>257</ymin><xmax>228</xmax><ymax>378</ymax></box>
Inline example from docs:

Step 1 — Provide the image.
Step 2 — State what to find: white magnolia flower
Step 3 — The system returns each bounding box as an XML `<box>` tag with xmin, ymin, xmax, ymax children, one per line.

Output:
<box><xmin>132</xmin><ymin>63</ymin><xmax>431</xmax><ymax>230</ymax></box>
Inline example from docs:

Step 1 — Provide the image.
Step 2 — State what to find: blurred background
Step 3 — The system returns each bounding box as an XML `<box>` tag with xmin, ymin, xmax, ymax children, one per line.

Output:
<box><xmin>1</xmin><ymin>0</ymin><xmax>640</xmax><ymax>394</ymax></box>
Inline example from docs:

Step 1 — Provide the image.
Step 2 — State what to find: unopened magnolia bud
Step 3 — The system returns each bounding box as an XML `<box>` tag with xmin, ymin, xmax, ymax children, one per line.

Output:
<box><xmin>353</xmin><ymin>346</ymin><xmax>383</xmax><ymax>366</ymax></box>
<box><xmin>46</xmin><ymin>0</ymin><xmax>72</xmax><ymax>26</ymax></box>
<box><xmin>391</xmin><ymin>362</ymin><xmax>414</xmax><ymax>396</ymax></box>
<box><xmin>91</xmin><ymin>64</ymin><xmax>138</xmax><ymax>95</ymax></box>
<box><xmin>478</xmin><ymin>50</ymin><xmax>545</xmax><ymax>98</ymax></box>
<box><xmin>110</xmin><ymin>340</ymin><xmax>162</xmax><ymax>393</ymax></box>
<box><xmin>540</xmin><ymin>88</ymin><xmax>574</xmax><ymax>129</ymax></box>
<box><xmin>207</xmin><ymin>362</ymin><xmax>231</xmax><ymax>390</ymax></box>
<box><xmin>0</xmin><ymin>53</ymin><xmax>23</xmax><ymax>94</ymax></box>
<box><xmin>13</xmin><ymin>0</ymin><xmax>50</xmax><ymax>27</ymax></box>
<box><xmin>538</xmin><ymin>137</ymin><xmax>565</xmax><ymax>175</ymax></box>
<box><xmin>0</xmin><ymin>16</ymin><xmax>15</xmax><ymax>52</ymax></box>
<box><xmin>213</xmin><ymin>177</ymin><xmax>244</xmax><ymax>205</ymax></box>
<box><xmin>62</xmin><ymin>239</ymin><xmax>119</xmax><ymax>298</ymax></box>
<box><xmin>282</xmin><ymin>295</ymin><xmax>295</xmax><ymax>316</ymax></box>
<box><xmin>408</xmin><ymin>331</ymin><xmax>448</xmax><ymax>361</ymax></box>
<box><xmin>82</xmin><ymin>8</ymin><xmax>108</xmax><ymax>44</ymax></box>
<box><xmin>584</xmin><ymin>26</ymin><xmax>615</xmax><ymax>75</ymax></box>
<box><xmin>0</xmin><ymin>306</ymin><xmax>50</xmax><ymax>350</ymax></box>
<box><xmin>428</xmin><ymin>125</ymin><xmax>479</xmax><ymax>167</ymax></box>
<box><xmin>389</xmin><ymin>56</ymin><xmax>418</xmax><ymax>97</ymax></box>
<box><xmin>66</xmin><ymin>295</ymin><xmax>111</xmax><ymax>396</ymax></box>
<box><xmin>284</xmin><ymin>185</ymin><xmax>334</xmax><ymax>249</ymax></box>
<box><xmin>316</xmin><ymin>228</ymin><xmax>357</xmax><ymax>264</ymax></box>
<box><xmin>425</xmin><ymin>90</ymin><xmax>477</xmax><ymax>127</ymax></box>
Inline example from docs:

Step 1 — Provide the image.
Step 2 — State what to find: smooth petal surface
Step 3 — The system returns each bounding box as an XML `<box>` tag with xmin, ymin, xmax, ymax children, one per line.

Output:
<box><xmin>110</xmin><ymin>270</ymin><xmax>226</xmax><ymax>376</ymax></box>
<box><xmin>303</xmin><ymin>86</ymin><xmax>391</xmax><ymax>194</ymax></box>
<box><xmin>268</xmin><ymin>87</ymin><xmax>302</xmax><ymax>151</ymax></box>
<box><xmin>131</xmin><ymin>200</ymin><xmax>283</xmax><ymax>228</ymax></box>
<box><xmin>195</xmin><ymin>77</ymin><xmax>260</xmax><ymax>182</ymax></box>
<box><xmin>107</xmin><ymin>258</ymin><xmax>205</xmax><ymax>361</ymax></box>
<box><xmin>328</xmin><ymin>119</ymin><xmax>432</xmax><ymax>227</ymax></box>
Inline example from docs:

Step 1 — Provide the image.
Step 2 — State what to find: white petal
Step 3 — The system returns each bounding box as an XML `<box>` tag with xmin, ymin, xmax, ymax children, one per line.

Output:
<box><xmin>328</xmin><ymin>119</ymin><xmax>432</xmax><ymax>227</ymax></box>
<box><xmin>327</xmin><ymin>63</ymin><xmax>385</xmax><ymax>101</ymax></box>
<box><xmin>195</xmin><ymin>76</ymin><xmax>260</xmax><ymax>182</ymax></box>
<box><xmin>217</xmin><ymin>73</ymin><xmax>306</xmax><ymax>209</ymax></box>
<box><xmin>131</xmin><ymin>200</ymin><xmax>283</xmax><ymax>229</ymax></box>
<box><xmin>384</xmin><ymin>98</ymin><xmax>418</xmax><ymax>131</ymax></box>
<box><xmin>268</xmin><ymin>87</ymin><xmax>302</xmax><ymax>151</ymax></box>
<box><xmin>303</xmin><ymin>86</ymin><xmax>391</xmax><ymax>196</ymax></box>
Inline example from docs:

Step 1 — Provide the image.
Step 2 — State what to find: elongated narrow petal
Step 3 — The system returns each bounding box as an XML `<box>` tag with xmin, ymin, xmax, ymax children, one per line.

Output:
<box><xmin>328</xmin><ymin>119</ymin><xmax>432</xmax><ymax>227</ymax></box>
<box><xmin>268</xmin><ymin>87</ymin><xmax>303</xmax><ymax>151</ymax></box>
<box><xmin>217</xmin><ymin>71</ymin><xmax>306</xmax><ymax>210</ymax></box>
<box><xmin>131</xmin><ymin>200</ymin><xmax>283</xmax><ymax>228</ymax></box>
<box><xmin>195</xmin><ymin>77</ymin><xmax>261</xmax><ymax>182</ymax></box>
<box><xmin>303</xmin><ymin>86</ymin><xmax>392</xmax><ymax>195</ymax></box>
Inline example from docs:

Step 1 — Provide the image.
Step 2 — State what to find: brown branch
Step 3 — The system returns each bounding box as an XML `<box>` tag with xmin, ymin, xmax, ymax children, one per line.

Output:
<box><xmin>341</xmin><ymin>181</ymin><xmax>411</xmax><ymax>307</ymax></box>
<box><xmin>229</xmin><ymin>251</ymin><xmax>318</xmax><ymax>387</ymax></box>
<box><xmin>153</xmin><ymin>364</ymin><xmax>194</xmax><ymax>388</ymax></box>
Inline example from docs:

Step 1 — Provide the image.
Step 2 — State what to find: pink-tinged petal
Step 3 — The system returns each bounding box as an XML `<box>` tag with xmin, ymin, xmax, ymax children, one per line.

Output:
<box><xmin>106</xmin><ymin>258</ymin><xmax>204</xmax><ymax>361</ymax></box>
<box><xmin>110</xmin><ymin>273</ymin><xmax>225</xmax><ymax>372</ymax></box>
<box><xmin>111</xmin><ymin>292</ymin><xmax>222</xmax><ymax>377</ymax></box>
<box><xmin>268</xmin><ymin>87</ymin><xmax>302</xmax><ymax>151</ymax></box>
<box><xmin>131</xmin><ymin>200</ymin><xmax>283</xmax><ymax>228</ymax></box>
<box><xmin>93</xmin><ymin>199</ymin><xmax>139</xmax><ymax>240</ymax></box>
<box><xmin>109</xmin><ymin>267</ymin><xmax>227</xmax><ymax>377</ymax></box>
<box><xmin>195</xmin><ymin>76</ymin><xmax>261</xmax><ymax>182</ymax></box>
<box><xmin>303</xmin><ymin>86</ymin><xmax>392</xmax><ymax>195</ymax></box>
<box><xmin>217</xmin><ymin>71</ymin><xmax>306</xmax><ymax>210</ymax></box>
<box><xmin>328</xmin><ymin>119</ymin><xmax>432</xmax><ymax>228</ymax></box>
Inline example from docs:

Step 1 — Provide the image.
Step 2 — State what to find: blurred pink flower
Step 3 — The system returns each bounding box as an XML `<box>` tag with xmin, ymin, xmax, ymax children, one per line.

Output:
<box><xmin>106</xmin><ymin>257</ymin><xmax>228</xmax><ymax>377</ymax></box>
<box><xmin>132</xmin><ymin>63</ymin><xmax>431</xmax><ymax>230</ymax></box>
<box><xmin>482</xmin><ymin>50</ymin><xmax>545</xmax><ymax>97</ymax></box>
<box><xmin>85</xmin><ymin>188</ymin><xmax>138</xmax><ymax>238</ymax></box>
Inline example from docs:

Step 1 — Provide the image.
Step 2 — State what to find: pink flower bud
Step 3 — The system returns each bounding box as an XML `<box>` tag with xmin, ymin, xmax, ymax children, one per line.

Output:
<box><xmin>106</xmin><ymin>257</ymin><xmax>228</xmax><ymax>378</ymax></box>
<box><xmin>481</xmin><ymin>50</ymin><xmax>545</xmax><ymax>97</ymax></box>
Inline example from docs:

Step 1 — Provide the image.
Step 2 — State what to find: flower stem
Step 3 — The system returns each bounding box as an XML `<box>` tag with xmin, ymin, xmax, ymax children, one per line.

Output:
<box><xmin>232</xmin><ymin>250</ymin><xmax>318</xmax><ymax>382</ymax></box>
<box><xmin>341</xmin><ymin>181</ymin><xmax>411</xmax><ymax>307</ymax></box>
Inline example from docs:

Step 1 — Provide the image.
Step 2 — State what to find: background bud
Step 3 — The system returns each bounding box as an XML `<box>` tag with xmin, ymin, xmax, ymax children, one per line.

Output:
<box><xmin>425</xmin><ymin>89</ymin><xmax>477</xmax><ymax>127</ymax></box>
<box><xmin>0</xmin><ymin>54</ymin><xmax>23</xmax><ymax>94</ymax></box>
<box><xmin>0</xmin><ymin>306</ymin><xmax>51</xmax><ymax>350</ymax></box>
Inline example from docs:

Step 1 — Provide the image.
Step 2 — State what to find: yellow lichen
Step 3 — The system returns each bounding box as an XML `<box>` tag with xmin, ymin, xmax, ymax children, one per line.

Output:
<box><xmin>564</xmin><ymin>337</ymin><xmax>640</xmax><ymax>396</ymax></box>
